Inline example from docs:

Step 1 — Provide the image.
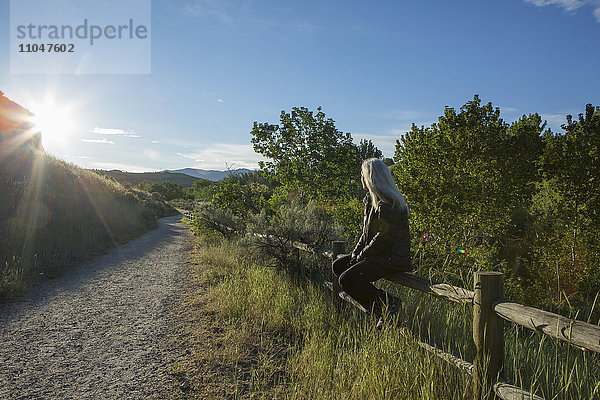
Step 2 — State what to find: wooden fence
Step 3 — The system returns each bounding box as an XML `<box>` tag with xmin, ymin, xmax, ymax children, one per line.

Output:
<box><xmin>182</xmin><ymin>212</ymin><xmax>600</xmax><ymax>400</ymax></box>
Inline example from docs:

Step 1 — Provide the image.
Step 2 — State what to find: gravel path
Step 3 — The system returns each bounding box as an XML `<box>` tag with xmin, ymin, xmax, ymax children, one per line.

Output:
<box><xmin>0</xmin><ymin>215</ymin><xmax>191</xmax><ymax>400</ymax></box>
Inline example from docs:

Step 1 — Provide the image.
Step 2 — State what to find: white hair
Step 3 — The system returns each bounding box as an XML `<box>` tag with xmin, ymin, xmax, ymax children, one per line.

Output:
<box><xmin>361</xmin><ymin>158</ymin><xmax>409</xmax><ymax>214</ymax></box>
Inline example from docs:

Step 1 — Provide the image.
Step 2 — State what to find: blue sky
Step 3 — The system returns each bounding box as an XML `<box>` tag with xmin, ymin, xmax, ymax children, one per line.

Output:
<box><xmin>1</xmin><ymin>0</ymin><xmax>599</xmax><ymax>171</ymax></box>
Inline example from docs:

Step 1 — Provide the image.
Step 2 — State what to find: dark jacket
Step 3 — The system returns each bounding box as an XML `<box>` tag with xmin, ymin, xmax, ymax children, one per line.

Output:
<box><xmin>351</xmin><ymin>194</ymin><xmax>412</xmax><ymax>271</ymax></box>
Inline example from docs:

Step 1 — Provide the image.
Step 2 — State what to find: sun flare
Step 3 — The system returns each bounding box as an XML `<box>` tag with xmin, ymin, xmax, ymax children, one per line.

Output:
<box><xmin>30</xmin><ymin>100</ymin><xmax>78</xmax><ymax>142</ymax></box>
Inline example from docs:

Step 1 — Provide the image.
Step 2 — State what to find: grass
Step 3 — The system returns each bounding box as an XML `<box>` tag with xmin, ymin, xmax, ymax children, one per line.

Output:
<box><xmin>180</xmin><ymin>227</ymin><xmax>475</xmax><ymax>399</ymax></box>
<box><xmin>179</xmin><ymin>223</ymin><xmax>600</xmax><ymax>399</ymax></box>
<box><xmin>378</xmin><ymin>278</ymin><xmax>600</xmax><ymax>399</ymax></box>
<box><xmin>0</xmin><ymin>147</ymin><xmax>178</xmax><ymax>301</ymax></box>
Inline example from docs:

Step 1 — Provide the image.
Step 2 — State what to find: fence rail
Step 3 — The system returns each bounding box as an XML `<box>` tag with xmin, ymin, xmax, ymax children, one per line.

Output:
<box><xmin>182</xmin><ymin>211</ymin><xmax>599</xmax><ymax>400</ymax></box>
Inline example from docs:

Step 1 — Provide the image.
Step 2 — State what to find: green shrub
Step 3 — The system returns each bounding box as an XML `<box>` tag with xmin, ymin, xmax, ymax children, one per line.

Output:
<box><xmin>243</xmin><ymin>201</ymin><xmax>343</xmax><ymax>272</ymax></box>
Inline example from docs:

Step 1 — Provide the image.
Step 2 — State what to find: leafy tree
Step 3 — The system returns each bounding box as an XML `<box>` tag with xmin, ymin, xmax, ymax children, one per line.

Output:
<box><xmin>190</xmin><ymin>178</ymin><xmax>213</xmax><ymax>200</ymax></box>
<box><xmin>251</xmin><ymin>107</ymin><xmax>371</xmax><ymax>202</ymax></box>
<box><xmin>393</xmin><ymin>95</ymin><xmax>545</xmax><ymax>270</ymax></box>
<box><xmin>149</xmin><ymin>181</ymin><xmax>188</xmax><ymax>201</ymax></box>
<box><xmin>211</xmin><ymin>171</ymin><xmax>271</xmax><ymax>217</ymax></box>
<box><xmin>356</xmin><ymin>139</ymin><xmax>383</xmax><ymax>162</ymax></box>
<box><xmin>540</xmin><ymin>104</ymin><xmax>600</xmax><ymax>299</ymax></box>
<box><xmin>543</xmin><ymin>104</ymin><xmax>600</xmax><ymax>229</ymax></box>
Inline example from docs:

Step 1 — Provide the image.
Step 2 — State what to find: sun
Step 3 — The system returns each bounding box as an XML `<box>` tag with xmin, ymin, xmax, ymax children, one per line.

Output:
<box><xmin>30</xmin><ymin>100</ymin><xmax>78</xmax><ymax>144</ymax></box>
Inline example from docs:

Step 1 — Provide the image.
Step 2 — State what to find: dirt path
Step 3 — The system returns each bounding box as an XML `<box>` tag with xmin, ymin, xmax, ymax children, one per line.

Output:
<box><xmin>0</xmin><ymin>215</ymin><xmax>191</xmax><ymax>400</ymax></box>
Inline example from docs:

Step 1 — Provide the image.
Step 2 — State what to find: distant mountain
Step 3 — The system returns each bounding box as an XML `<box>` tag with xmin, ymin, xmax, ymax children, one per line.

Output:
<box><xmin>93</xmin><ymin>170</ymin><xmax>207</xmax><ymax>188</ymax></box>
<box><xmin>166</xmin><ymin>168</ymin><xmax>254</xmax><ymax>181</ymax></box>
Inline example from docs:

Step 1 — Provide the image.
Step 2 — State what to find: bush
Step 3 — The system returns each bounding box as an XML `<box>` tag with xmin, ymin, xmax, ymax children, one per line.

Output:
<box><xmin>243</xmin><ymin>201</ymin><xmax>343</xmax><ymax>272</ymax></box>
<box><xmin>190</xmin><ymin>202</ymin><xmax>245</xmax><ymax>239</ymax></box>
<box><xmin>333</xmin><ymin>197</ymin><xmax>364</xmax><ymax>249</ymax></box>
<box><xmin>149</xmin><ymin>181</ymin><xmax>190</xmax><ymax>201</ymax></box>
<box><xmin>211</xmin><ymin>171</ymin><xmax>272</xmax><ymax>217</ymax></box>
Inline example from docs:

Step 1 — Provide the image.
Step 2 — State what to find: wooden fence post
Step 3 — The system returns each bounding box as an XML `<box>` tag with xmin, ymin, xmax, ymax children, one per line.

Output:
<box><xmin>331</xmin><ymin>241</ymin><xmax>346</xmax><ymax>309</ymax></box>
<box><xmin>473</xmin><ymin>271</ymin><xmax>504</xmax><ymax>400</ymax></box>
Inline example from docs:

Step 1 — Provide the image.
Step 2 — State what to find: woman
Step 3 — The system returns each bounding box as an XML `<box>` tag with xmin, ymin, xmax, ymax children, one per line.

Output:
<box><xmin>332</xmin><ymin>158</ymin><xmax>411</xmax><ymax>327</ymax></box>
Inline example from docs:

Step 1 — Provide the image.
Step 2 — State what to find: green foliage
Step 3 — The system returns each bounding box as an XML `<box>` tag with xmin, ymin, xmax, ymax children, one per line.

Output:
<box><xmin>189</xmin><ymin>178</ymin><xmax>212</xmax><ymax>200</ymax></box>
<box><xmin>536</xmin><ymin>104</ymin><xmax>600</xmax><ymax>306</ymax></box>
<box><xmin>356</xmin><ymin>138</ymin><xmax>383</xmax><ymax>162</ymax></box>
<box><xmin>211</xmin><ymin>171</ymin><xmax>272</xmax><ymax>217</ymax></box>
<box><xmin>393</xmin><ymin>95</ymin><xmax>546</xmax><ymax>275</ymax></box>
<box><xmin>168</xmin><ymin>198</ymin><xmax>196</xmax><ymax>211</ymax></box>
<box><xmin>244</xmin><ymin>201</ymin><xmax>343</xmax><ymax>271</ymax></box>
<box><xmin>382</xmin><ymin>157</ymin><xmax>394</xmax><ymax>166</ymax></box>
<box><xmin>135</xmin><ymin>181</ymin><xmax>151</xmax><ymax>192</ymax></box>
<box><xmin>395</xmin><ymin>95</ymin><xmax>543</xmax><ymax>233</ymax></box>
<box><xmin>333</xmin><ymin>197</ymin><xmax>364</xmax><ymax>249</ymax></box>
<box><xmin>542</xmin><ymin>104</ymin><xmax>600</xmax><ymax>228</ymax></box>
<box><xmin>190</xmin><ymin>202</ymin><xmax>245</xmax><ymax>239</ymax></box>
<box><xmin>251</xmin><ymin>107</ymin><xmax>380</xmax><ymax>203</ymax></box>
<box><xmin>149</xmin><ymin>181</ymin><xmax>189</xmax><ymax>201</ymax></box>
<box><xmin>186</xmin><ymin>233</ymin><xmax>600</xmax><ymax>400</ymax></box>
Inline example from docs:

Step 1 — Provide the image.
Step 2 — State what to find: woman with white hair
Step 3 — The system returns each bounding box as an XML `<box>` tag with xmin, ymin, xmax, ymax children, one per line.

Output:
<box><xmin>332</xmin><ymin>158</ymin><xmax>412</xmax><ymax>329</ymax></box>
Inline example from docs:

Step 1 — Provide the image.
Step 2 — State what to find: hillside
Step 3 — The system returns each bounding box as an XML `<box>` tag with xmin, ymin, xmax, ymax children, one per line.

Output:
<box><xmin>166</xmin><ymin>167</ymin><xmax>254</xmax><ymax>181</ymax></box>
<box><xmin>93</xmin><ymin>169</ymin><xmax>206</xmax><ymax>188</ymax></box>
<box><xmin>0</xmin><ymin>91</ymin><xmax>179</xmax><ymax>300</ymax></box>
<box><xmin>0</xmin><ymin>148</ymin><xmax>179</xmax><ymax>301</ymax></box>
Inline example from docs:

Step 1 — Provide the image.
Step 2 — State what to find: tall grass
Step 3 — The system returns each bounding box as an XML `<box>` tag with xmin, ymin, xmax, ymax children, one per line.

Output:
<box><xmin>187</xmin><ymin>225</ymin><xmax>600</xmax><ymax>399</ymax></box>
<box><xmin>378</xmin><ymin>279</ymin><xmax>600</xmax><ymax>399</ymax></box>
<box><xmin>189</xmin><ymin>230</ymin><xmax>473</xmax><ymax>399</ymax></box>
<box><xmin>0</xmin><ymin>148</ymin><xmax>178</xmax><ymax>301</ymax></box>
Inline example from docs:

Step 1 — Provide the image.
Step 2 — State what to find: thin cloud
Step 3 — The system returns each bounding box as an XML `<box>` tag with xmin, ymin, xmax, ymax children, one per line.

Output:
<box><xmin>92</xmin><ymin>127</ymin><xmax>141</xmax><ymax>137</ymax></box>
<box><xmin>525</xmin><ymin>0</ymin><xmax>586</xmax><ymax>11</ymax></box>
<box><xmin>524</xmin><ymin>0</ymin><xmax>600</xmax><ymax>22</ymax></box>
<box><xmin>177</xmin><ymin>143</ymin><xmax>263</xmax><ymax>169</ymax></box>
<box><xmin>538</xmin><ymin>112</ymin><xmax>573</xmax><ymax>132</ymax></box>
<box><xmin>353</xmin><ymin>132</ymin><xmax>404</xmax><ymax>158</ymax></box>
<box><xmin>81</xmin><ymin>138</ymin><xmax>115</xmax><ymax>144</ymax></box>
<box><xmin>295</xmin><ymin>21</ymin><xmax>318</xmax><ymax>34</ymax></box>
<box><xmin>151</xmin><ymin>140</ymin><xmax>160</xmax><ymax>144</ymax></box>
<box><xmin>144</xmin><ymin>149</ymin><xmax>160</xmax><ymax>159</ymax></box>
<box><xmin>216</xmin><ymin>98</ymin><xmax>224</xmax><ymax>103</ymax></box>
<box><xmin>63</xmin><ymin>155</ymin><xmax>93</xmax><ymax>159</ymax></box>
<box><xmin>184</xmin><ymin>0</ymin><xmax>234</xmax><ymax>24</ymax></box>
<box><xmin>92</xmin><ymin>127</ymin><xmax>127</xmax><ymax>135</ymax></box>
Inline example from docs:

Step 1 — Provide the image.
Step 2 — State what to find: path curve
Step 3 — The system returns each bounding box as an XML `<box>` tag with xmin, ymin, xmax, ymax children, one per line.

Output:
<box><xmin>0</xmin><ymin>215</ymin><xmax>191</xmax><ymax>399</ymax></box>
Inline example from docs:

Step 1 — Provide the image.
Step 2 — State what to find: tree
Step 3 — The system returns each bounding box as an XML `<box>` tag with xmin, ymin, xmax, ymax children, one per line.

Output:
<box><xmin>211</xmin><ymin>171</ymin><xmax>271</xmax><ymax>216</ymax></box>
<box><xmin>251</xmin><ymin>107</ymin><xmax>371</xmax><ymax>202</ymax></box>
<box><xmin>149</xmin><ymin>181</ymin><xmax>188</xmax><ymax>201</ymax></box>
<box><xmin>543</xmin><ymin>104</ymin><xmax>600</xmax><ymax>228</ymax></box>
<box><xmin>393</xmin><ymin>95</ymin><xmax>545</xmax><ymax>269</ymax></box>
<box><xmin>356</xmin><ymin>139</ymin><xmax>383</xmax><ymax>162</ymax></box>
<box><xmin>190</xmin><ymin>178</ymin><xmax>212</xmax><ymax>200</ymax></box>
<box><xmin>541</xmin><ymin>104</ymin><xmax>600</xmax><ymax>285</ymax></box>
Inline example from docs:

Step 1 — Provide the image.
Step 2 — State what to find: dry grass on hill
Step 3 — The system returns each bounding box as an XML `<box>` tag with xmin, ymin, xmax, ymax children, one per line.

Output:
<box><xmin>0</xmin><ymin>147</ymin><xmax>178</xmax><ymax>301</ymax></box>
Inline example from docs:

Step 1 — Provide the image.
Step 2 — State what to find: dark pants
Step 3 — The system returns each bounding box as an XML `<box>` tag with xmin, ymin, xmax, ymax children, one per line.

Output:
<box><xmin>332</xmin><ymin>254</ymin><xmax>396</xmax><ymax>316</ymax></box>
